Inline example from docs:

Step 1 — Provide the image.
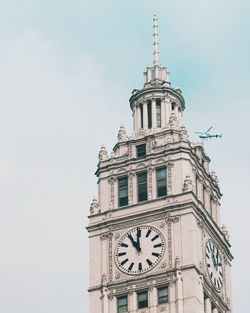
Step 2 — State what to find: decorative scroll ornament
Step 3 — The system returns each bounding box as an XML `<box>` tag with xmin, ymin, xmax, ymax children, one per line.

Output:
<box><xmin>211</xmin><ymin>171</ymin><xmax>219</xmax><ymax>184</ymax></box>
<box><xmin>90</xmin><ymin>197</ymin><xmax>100</xmax><ymax>214</ymax></box>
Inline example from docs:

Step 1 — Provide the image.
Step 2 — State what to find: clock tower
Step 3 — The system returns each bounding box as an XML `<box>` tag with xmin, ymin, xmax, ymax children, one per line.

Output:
<box><xmin>87</xmin><ymin>16</ymin><xmax>233</xmax><ymax>313</ymax></box>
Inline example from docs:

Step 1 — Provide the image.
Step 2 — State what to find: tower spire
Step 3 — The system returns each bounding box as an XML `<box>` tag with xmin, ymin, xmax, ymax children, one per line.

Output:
<box><xmin>153</xmin><ymin>15</ymin><xmax>159</xmax><ymax>66</ymax></box>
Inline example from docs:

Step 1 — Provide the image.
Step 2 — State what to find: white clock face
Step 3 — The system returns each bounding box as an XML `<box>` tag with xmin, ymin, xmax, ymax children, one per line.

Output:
<box><xmin>205</xmin><ymin>240</ymin><xmax>223</xmax><ymax>290</ymax></box>
<box><xmin>115</xmin><ymin>226</ymin><xmax>165</xmax><ymax>275</ymax></box>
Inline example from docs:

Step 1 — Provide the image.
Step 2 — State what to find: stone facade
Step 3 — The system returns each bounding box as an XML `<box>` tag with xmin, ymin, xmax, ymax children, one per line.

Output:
<box><xmin>87</xmin><ymin>16</ymin><xmax>233</xmax><ymax>313</ymax></box>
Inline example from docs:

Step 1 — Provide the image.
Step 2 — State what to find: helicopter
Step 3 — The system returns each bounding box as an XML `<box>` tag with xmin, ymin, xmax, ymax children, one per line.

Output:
<box><xmin>194</xmin><ymin>126</ymin><xmax>222</xmax><ymax>140</ymax></box>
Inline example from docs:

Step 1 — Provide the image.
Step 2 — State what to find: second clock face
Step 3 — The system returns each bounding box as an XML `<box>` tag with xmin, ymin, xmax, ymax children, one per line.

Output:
<box><xmin>205</xmin><ymin>240</ymin><xmax>223</xmax><ymax>290</ymax></box>
<box><xmin>115</xmin><ymin>226</ymin><xmax>165</xmax><ymax>275</ymax></box>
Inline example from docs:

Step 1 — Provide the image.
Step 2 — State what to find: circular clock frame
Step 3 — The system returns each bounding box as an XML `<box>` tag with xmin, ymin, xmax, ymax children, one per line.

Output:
<box><xmin>114</xmin><ymin>225</ymin><xmax>165</xmax><ymax>275</ymax></box>
<box><xmin>205</xmin><ymin>239</ymin><xmax>223</xmax><ymax>291</ymax></box>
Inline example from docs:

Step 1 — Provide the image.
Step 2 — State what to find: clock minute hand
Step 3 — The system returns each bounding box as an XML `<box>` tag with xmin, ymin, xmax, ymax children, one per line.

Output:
<box><xmin>128</xmin><ymin>234</ymin><xmax>139</xmax><ymax>251</ymax></box>
<box><xmin>136</xmin><ymin>228</ymin><xmax>141</xmax><ymax>252</ymax></box>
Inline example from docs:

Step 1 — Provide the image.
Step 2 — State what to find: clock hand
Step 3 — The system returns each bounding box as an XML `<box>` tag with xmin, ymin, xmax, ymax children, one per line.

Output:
<box><xmin>128</xmin><ymin>234</ymin><xmax>140</xmax><ymax>252</ymax></box>
<box><xmin>136</xmin><ymin>228</ymin><xmax>141</xmax><ymax>252</ymax></box>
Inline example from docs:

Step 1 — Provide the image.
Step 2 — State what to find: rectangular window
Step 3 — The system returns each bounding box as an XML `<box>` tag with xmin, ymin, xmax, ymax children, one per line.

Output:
<box><xmin>156</xmin><ymin>167</ymin><xmax>167</xmax><ymax>197</ymax></box>
<box><xmin>156</xmin><ymin>99</ymin><xmax>161</xmax><ymax>127</ymax></box>
<box><xmin>118</xmin><ymin>176</ymin><xmax>128</xmax><ymax>207</ymax></box>
<box><xmin>117</xmin><ymin>295</ymin><xmax>128</xmax><ymax>313</ymax></box>
<box><xmin>138</xmin><ymin>291</ymin><xmax>148</xmax><ymax>309</ymax></box>
<box><xmin>137</xmin><ymin>171</ymin><xmax>147</xmax><ymax>202</ymax></box>
<box><xmin>136</xmin><ymin>144</ymin><xmax>146</xmax><ymax>158</ymax></box>
<box><xmin>147</xmin><ymin>101</ymin><xmax>152</xmax><ymax>129</ymax></box>
<box><xmin>158</xmin><ymin>286</ymin><xmax>168</xmax><ymax>304</ymax></box>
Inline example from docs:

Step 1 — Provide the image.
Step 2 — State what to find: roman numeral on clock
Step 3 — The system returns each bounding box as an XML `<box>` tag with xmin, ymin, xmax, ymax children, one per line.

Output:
<box><xmin>146</xmin><ymin>229</ymin><xmax>151</xmax><ymax>238</ymax></box>
<box><xmin>138</xmin><ymin>262</ymin><xmax>142</xmax><ymax>271</ymax></box>
<box><xmin>151</xmin><ymin>234</ymin><xmax>159</xmax><ymax>241</ymax></box>
<box><xmin>146</xmin><ymin>259</ymin><xmax>152</xmax><ymax>266</ymax></box>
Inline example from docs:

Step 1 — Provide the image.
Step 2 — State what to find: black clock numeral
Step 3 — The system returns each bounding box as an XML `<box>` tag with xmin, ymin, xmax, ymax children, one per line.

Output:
<box><xmin>121</xmin><ymin>243</ymin><xmax>128</xmax><ymax>248</ymax></box>
<box><xmin>121</xmin><ymin>258</ymin><xmax>128</xmax><ymax>266</ymax></box>
<box><xmin>153</xmin><ymin>243</ymin><xmax>162</xmax><ymax>248</ymax></box>
<box><xmin>151</xmin><ymin>234</ymin><xmax>159</xmax><ymax>241</ymax></box>
<box><xmin>146</xmin><ymin>229</ymin><xmax>151</xmax><ymax>238</ymax></box>
<box><xmin>219</xmin><ymin>271</ymin><xmax>223</xmax><ymax>277</ymax></box>
<box><xmin>210</xmin><ymin>272</ymin><xmax>213</xmax><ymax>278</ymax></box>
<box><xmin>118</xmin><ymin>252</ymin><xmax>126</xmax><ymax>257</ymax></box>
<box><xmin>138</xmin><ymin>262</ymin><xmax>142</xmax><ymax>271</ymax></box>
<box><xmin>146</xmin><ymin>259</ymin><xmax>152</xmax><ymax>266</ymax></box>
<box><xmin>218</xmin><ymin>277</ymin><xmax>222</xmax><ymax>286</ymax></box>
<box><xmin>152</xmin><ymin>252</ymin><xmax>160</xmax><ymax>257</ymax></box>
<box><xmin>128</xmin><ymin>262</ymin><xmax>134</xmax><ymax>271</ymax></box>
<box><xmin>206</xmin><ymin>252</ymin><xmax>210</xmax><ymax>259</ymax></box>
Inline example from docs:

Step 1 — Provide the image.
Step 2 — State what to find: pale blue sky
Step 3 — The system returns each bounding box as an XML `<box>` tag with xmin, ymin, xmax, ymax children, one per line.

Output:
<box><xmin>0</xmin><ymin>1</ymin><xmax>249</xmax><ymax>312</ymax></box>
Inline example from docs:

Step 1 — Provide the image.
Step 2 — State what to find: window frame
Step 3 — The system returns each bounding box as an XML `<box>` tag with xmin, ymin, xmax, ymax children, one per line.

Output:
<box><xmin>117</xmin><ymin>294</ymin><xmax>128</xmax><ymax>313</ymax></box>
<box><xmin>118</xmin><ymin>176</ymin><xmax>129</xmax><ymax>207</ymax></box>
<box><xmin>136</xmin><ymin>143</ymin><xmax>146</xmax><ymax>158</ymax></box>
<box><xmin>137</xmin><ymin>171</ymin><xmax>148</xmax><ymax>202</ymax></box>
<box><xmin>157</xmin><ymin>286</ymin><xmax>169</xmax><ymax>305</ymax></box>
<box><xmin>137</xmin><ymin>290</ymin><xmax>148</xmax><ymax>309</ymax></box>
<box><xmin>156</xmin><ymin>166</ymin><xmax>167</xmax><ymax>198</ymax></box>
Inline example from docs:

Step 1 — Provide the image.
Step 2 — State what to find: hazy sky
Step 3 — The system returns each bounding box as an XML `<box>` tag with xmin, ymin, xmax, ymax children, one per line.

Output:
<box><xmin>0</xmin><ymin>1</ymin><xmax>249</xmax><ymax>312</ymax></box>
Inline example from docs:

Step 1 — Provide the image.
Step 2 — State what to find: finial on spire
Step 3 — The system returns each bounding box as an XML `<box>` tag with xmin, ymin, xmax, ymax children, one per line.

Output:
<box><xmin>153</xmin><ymin>15</ymin><xmax>159</xmax><ymax>66</ymax></box>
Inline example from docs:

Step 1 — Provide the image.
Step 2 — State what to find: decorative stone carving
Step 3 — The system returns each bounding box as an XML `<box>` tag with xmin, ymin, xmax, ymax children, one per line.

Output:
<box><xmin>90</xmin><ymin>197</ymin><xmax>100</xmax><ymax>214</ymax></box>
<box><xmin>99</xmin><ymin>145</ymin><xmax>108</xmax><ymax>161</ymax></box>
<box><xmin>167</xmin><ymin>162</ymin><xmax>173</xmax><ymax>195</ymax></box>
<box><xmin>118</xmin><ymin>125</ymin><xmax>128</xmax><ymax>142</ymax></box>
<box><xmin>115</xmin><ymin>272</ymin><xmax>121</xmax><ymax>279</ymax></box>
<box><xmin>180</xmin><ymin>126</ymin><xmax>188</xmax><ymax>141</ymax></box>
<box><xmin>169</xmin><ymin>112</ymin><xmax>178</xmax><ymax>127</ymax></box>
<box><xmin>197</xmin><ymin>219</ymin><xmax>206</xmax><ymax>237</ymax></box>
<box><xmin>175</xmin><ymin>257</ymin><xmax>180</xmax><ymax>269</ymax></box>
<box><xmin>108</xmin><ymin>177</ymin><xmax>116</xmax><ymax>209</ymax></box>
<box><xmin>221</xmin><ymin>224</ymin><xmax>230</xmax><ymax>241</ymax></box>
<box><xmin>211</xmin><ymin>171</ymin><xmax>219</xmax><ymax>184</ymax></box>
<box><xmin>128</xmin><ymin>172</ymin><xmax>135</xmax><ymax>205</ymax></box>
<box><xmin>147</xmin><ymin>166</ymin><xmax>154</xmax><ymax>200</ymax></box>
<box><xmin>183</xmin><ymin>175</ymin><xmax>193</xmax><ymax>192</ymax></box>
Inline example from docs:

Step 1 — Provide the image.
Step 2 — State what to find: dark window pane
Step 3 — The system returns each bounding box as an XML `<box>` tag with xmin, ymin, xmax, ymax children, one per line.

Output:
<box><xmin>140</xmin><ymin>103</ymin><xmax>143</xmax><ymax>128</ymax></box>
<box><xmin>136</xmin><ymin>144</ymin><xmax>146</xmax><ymax>158</ymax></box>
<box><xmin>137</xmin><ymin>171</ymin><xmax>147</xmax><ymax>202</ymax></box>
<box><xmin>117</xmin><ymin>295</ymin><xmax>128</xmax><ymax>313</ymax></box>
<box><xmin>147</xmin><ymin>101</ymin><xmax>152</xmax><ymax>129</ymax></box>
<box><xmin>156</xmin><ymin>99</ymin><xmax>161</xmax><ymax>127</ymax></box>
<box><xmin>138</xmin><ymin>291</ymin><xmax>148</xmax><ymax>309</ymax></box>
<box><xmin>156</xmin><ymin>167</ymin><xmax>167</xmax><ymax>197</ymax></box>
<box><xmin>118</xmin><ymin>177</ymin><xmax>128</xmax><ymax>207</ymax></box>
<box><xmin>158</xmin><ymin>287</ymin><xmax>168</xmax><ymax>304</ymax></box>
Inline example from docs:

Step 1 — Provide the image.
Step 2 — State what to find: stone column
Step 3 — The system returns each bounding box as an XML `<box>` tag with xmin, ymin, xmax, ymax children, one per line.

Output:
<box><xmin>161</xmin><ymin>98</ymin><xmax>166</xmax><ymax>128</ymax></box>
<box><xmin>152</xmin><ymin>98</ymin><xmax>157</xmax><ymax>128</ymax></box>
<box><xmin>175</xmin><ymin>270</ymin><xmax>184</xmax><ymax>313</ymax></box>
<box><xmin>149</xmin><ymin>286</ymin><xmax>158</xmax><ymax>313</ymax></box>
<box><xmin>129</xmin><ymin>291</ymin><xmax>137</xmax><ymax>313</ymax></box>
<box><xmin>169</xmin><ymin>283</ymin><xmax>176</xmax><ymax>313</ymax></box>
<box><xmin>165</xmin><ymin>98</ymin><xmax>171</xmax><ymax>126</ymax></box>
<box><xmin>137</xmin><ymin>105</ymin><xmax>141</xmax><ymax>130</ymax></box>
<box><xmin>102</xmin><ymin>286</ymin><xmax>109</xmax><ymax>313</ymax></box>
<box><xmin>205</xmin><ymin>297</ymin><xmax>212</xmax><ymax>313</ymax></box>
<box><xmin>148</xmin><ymin>167</ymin><xmax>154</xmax><ymax>200</ymax></box>
<box><xmin>143</xmin><ymin>101</ymin><xmax>148</xmax><ymax>129</ymax></box>
<box><xmin>108</xmin><ymin>177</ymin><xmax>117</xmax><ymax>209</ymax></box>
<box><xmin>133</xmin><ymin>107</ymin><xmax>136</xmax><ymax>131</ymax></box>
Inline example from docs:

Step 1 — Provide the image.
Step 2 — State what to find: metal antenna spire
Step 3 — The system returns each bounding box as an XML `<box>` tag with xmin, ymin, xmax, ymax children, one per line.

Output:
<box><xmin>153</xmin><ymin>15</ymin><xmax>159</xmax><ymax>66</ymax></box>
